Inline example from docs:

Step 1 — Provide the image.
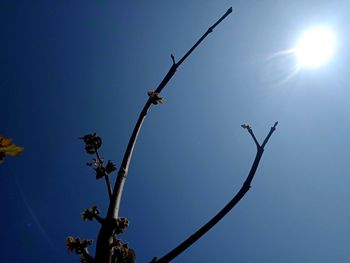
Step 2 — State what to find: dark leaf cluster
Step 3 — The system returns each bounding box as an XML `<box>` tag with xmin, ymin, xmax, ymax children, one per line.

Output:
<box><xmin>81</xmin><ymin>206</ymin><xmax>101</xmax><ymax>222</ymax></box>
<box><xmin>87</xmin><ymin>159</ymin><xmax>117</xmax><ymax>179</ymax></box>
<box><xmin>80</xmin><ymin>133</ymin><xmax>102</xmax><ymax>154</ymax></box>
<box><xmin>116</xmin><ymin>217</ymin><xmax>129</xmax><ymax>234</ymax></box>
<box><xmin>66</xmin><ymin>236</ymin><xmax>93</xmax><ymax>255</ymax></box>
<box><xmin>147</xmin><ymin>91</ymin><xmax>164</xmax><ymax>105</ymax></box>
<box><xmin>111</xmin><ymin>240</ymin><xmax>136</xmax><ymax>263</ymax></box>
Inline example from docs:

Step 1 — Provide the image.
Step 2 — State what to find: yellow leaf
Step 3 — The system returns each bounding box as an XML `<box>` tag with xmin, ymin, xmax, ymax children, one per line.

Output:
<box><xmin>0</xmin><ymin>144</ymin><xmax>24</xmax><ymax>156</ymax></box>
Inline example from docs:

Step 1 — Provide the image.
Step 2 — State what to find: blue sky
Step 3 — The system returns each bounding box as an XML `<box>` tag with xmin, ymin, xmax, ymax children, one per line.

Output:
<box><xmin>1</xmin><ymin>1</ymin><xmax>350</xmax><ymax>262</ymax></box>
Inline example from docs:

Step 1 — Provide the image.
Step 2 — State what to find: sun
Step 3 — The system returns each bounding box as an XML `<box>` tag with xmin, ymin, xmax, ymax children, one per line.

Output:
<box><xmin>295</xmin><ymin>27</ymin><xmax>336</xmax><ymax>68</ymax></box>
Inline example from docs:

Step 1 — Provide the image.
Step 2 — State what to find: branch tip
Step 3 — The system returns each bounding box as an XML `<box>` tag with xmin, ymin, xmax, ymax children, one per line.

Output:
<box><xmin>261</xmin><ymin>121</ymin><xmax>278</xmax><ymax>148</ymax></box>
<box><xmin>242</xmin><ymin>124</ymin><xmax>260</xmax><ymax>148</ymax></box>
<box><xmin>240</xmin><ymin>124</ymin><xmax>251</xmax><ymax>130</ymax></box>
<box><xmin>171</xmin><ymin>54</ymin><xmax>176</xmax><ymax>64</ymax></box>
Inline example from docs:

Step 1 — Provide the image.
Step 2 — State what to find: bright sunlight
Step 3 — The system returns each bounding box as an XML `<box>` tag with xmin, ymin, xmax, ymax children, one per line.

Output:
<box><xmin>295</xmin><ymin>27</ymin><xmax>336</xmax><ymax>68</ymax></box>
<box><xmin>265</xmin><ymin>26</ymin><xmax>338</xmax><ymax>87</ymax></box>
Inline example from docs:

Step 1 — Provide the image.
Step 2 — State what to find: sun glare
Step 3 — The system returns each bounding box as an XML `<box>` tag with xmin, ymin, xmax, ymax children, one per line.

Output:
<box><xmin>295</xmin><ymin>27</ymin><xmax>336</xmax><ymax>68</ymax></box>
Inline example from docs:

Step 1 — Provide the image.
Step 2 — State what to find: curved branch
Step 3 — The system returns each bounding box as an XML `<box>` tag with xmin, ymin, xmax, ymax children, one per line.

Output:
<box><xmin>152</xmin><ymin>122</ymin><xmax>278</xmax><ymax>263</ymax></box>
<box><xmin>95</xmin><ymin>8</ymin><xmax>233</xmax><ymax>263</ymax></box>
<box><xmin>107</xmin><ymin>6</ymin><xmax>233</xmax><ymax>220</ymax></box>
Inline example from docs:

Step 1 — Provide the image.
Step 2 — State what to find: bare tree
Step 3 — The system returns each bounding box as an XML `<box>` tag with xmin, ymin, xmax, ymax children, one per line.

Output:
<box><xmin>66</xmin><ymin>7</ymin><xmax>278</xmax><ymax>263</ymax></box>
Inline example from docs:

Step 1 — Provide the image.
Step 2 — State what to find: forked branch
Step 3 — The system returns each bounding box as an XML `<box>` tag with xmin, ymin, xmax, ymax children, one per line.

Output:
<box><xmin>152</xmin><ymin>122</ymin><xmax>278</xmax><ymax>263</ymax></box>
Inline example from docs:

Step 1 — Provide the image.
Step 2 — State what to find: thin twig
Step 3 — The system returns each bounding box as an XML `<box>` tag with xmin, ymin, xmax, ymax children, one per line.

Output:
<box><xmin>95</xmin><ymin>148</ymin><xmax>113</xmax><ymax>201</ymax></box>
<box><xmin>176</xmin><ymin>7</ymin><xmax>233</xmax><ymax>67</ymax></box>
<box><xmin>152</xmin><ymin>122</ymin><xmax>278</xmax><ymax>263</ymax></box>
<box><xmin>248</xmin><ymin>128</ymin><xmax>260</xmax><ymax>148</ymax></box>
<box><xmin>241</xmin><ymin>124</ymin><xmax>259</xmax><ymax>148</ymax></box>
<box><xmin>171</xmin><ymin>54</ymin><xmax>176</xmax><ymax>65</ymax></box>
<box><xmin>262</xmin><ymin>121</ymin><xmax>278</xmax><ymax>148</ymax></box>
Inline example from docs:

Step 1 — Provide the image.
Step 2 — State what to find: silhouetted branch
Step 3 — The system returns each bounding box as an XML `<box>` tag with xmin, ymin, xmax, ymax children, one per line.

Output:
<box><xmin>262</xmin><ymin>121</ymin><xmax>278</xmax><ymax>148</ymax></box>
<box><xmin>152</xmin><ymin>122</ymin><xmax>278</xmax><ymax>263</ymax></box>
<box><xmin>170</xmin><ymin>54</ymin><xmax>175</xmax><ymax>65</ymax></box>
<box><xmin>107</xmin><ymin>5</ymin><xmax>233</xmax><ymax>221</ymax></box>
<box><xmin>95</xmin><ymin>8</ymin><xmax>233</xmax><ymax>263</ymax></box>
<box><xmin>95</xmin><ymin>148</ymin><xmax>113</xmax><ymax>201</ymax></box>
<box><xmin>241</xmin><ymin>124</ymin><xmax>260</xmax><ymax>148</ymax></box>
<box><xmin>176</xmin><ymin>7</ymin><xmax>232</xmax><ymax>67</ymax></box>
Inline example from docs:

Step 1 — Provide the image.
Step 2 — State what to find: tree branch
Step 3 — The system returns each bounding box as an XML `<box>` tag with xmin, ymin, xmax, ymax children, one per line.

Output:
<box><xmin>95</xmin><ymin>148</ymin><xmax>113</xmax><ymax>201</ymax></box>
<box><xmin>95</xmin><ymin>8</ymin><xmax>233</xmax><ymax>263</ymax></box>
<box><xmin>176</xmin><ymin>7</ymin><xmax>233</xmax><ymax>67</ymax></box>
<box><xmin>261</xmin><ymin>121</ymin><xmax>278</xmax><ymax>148</ymax></box>
<box><xmin>241</xmin><ymin>124</ymin><xmax>260</xmax><ymax>148</ymax></box>
<box><xmin>104</xmin><ymin>175</ymin><xmax>113</xmax><ymax>201</ymax></box>
<box><xmin>152</xmin><ymin>122</ymin><xmax>278</xmax><ymax>263</ymax></box>
<box><xmin>107</xmin><ymin>6</ymin><xmax>233</xmax><ymax>220</ymax></box>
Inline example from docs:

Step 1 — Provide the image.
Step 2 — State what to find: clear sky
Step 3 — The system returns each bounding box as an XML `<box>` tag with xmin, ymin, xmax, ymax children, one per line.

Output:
<box><xmin>1</xmin><ymin>1</ymin><xmax>350</xmax><ymax>262</ymax></box>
